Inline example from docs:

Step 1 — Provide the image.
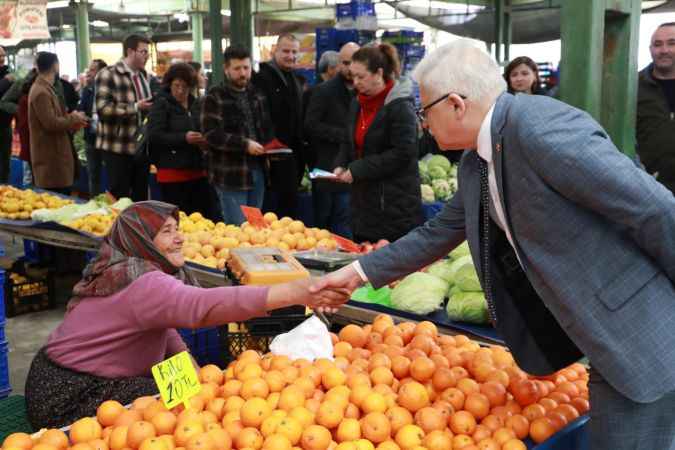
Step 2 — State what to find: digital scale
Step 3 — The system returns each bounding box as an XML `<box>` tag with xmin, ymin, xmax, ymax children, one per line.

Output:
<box><xmin>227</xmin><ymin>247</ymin><xmax>310</xmax><ymax>285</ymax></box>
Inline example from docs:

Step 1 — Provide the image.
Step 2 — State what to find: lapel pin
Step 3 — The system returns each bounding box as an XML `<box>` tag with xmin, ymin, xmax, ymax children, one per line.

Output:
<box><xmin>495</xmin><ymin>143</ymin><xmax>501</xmax><ymax>152</ymax></box>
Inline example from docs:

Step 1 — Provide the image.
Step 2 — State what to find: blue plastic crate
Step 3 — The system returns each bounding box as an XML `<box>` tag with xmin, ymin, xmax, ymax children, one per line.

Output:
<box><xmin>336</xmin><ymin>3</ymin><xmax>353</xmax><ymax>19</ymax></box>
<box><xmin>0</xmin><ymin>271</ymin><xmax>4</xmax><ymax>321</ymax></box>
<box><xmin>22</xmin><ymin>240</ymin><xmax>41</xmax><ymax>264</ymax></box>
<box><xmin>0</xmin><ymin>323</ymin><xmax>5</xmax><ymax>343</ymax></box>
<box><xmin>0</xmin><ymin>341</ymin><xmax>10</xmax><ymax>398</ymax></box>
<box><xmin>178</xmin><ymin>327</ymin><xmax>225</xmax><ymax>367</ymax></box>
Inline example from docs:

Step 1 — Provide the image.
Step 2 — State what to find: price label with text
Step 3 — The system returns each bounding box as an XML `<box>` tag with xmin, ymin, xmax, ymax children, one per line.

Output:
<box><xmin>240</xmin><ymin>206</ymin><xmax>267</xmax><ymax>228</ymax></box>
<box><xmin>151</xmin><ymin>351</ymin><xmax>201</xmax><ymax>409</ymax></box>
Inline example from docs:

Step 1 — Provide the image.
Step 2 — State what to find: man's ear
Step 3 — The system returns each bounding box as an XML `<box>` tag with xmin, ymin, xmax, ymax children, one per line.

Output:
<box><xmin>447</xmin><ymin>93</ymin><xmax>466</xmax><ymax>119</ymax></box>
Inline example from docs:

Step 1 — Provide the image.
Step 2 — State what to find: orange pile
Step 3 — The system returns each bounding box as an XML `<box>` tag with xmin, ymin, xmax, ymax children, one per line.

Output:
<box><xmin>1</xmin><ymin>315</ymin><xmax>589</xmax><ymax>450</ymax></box>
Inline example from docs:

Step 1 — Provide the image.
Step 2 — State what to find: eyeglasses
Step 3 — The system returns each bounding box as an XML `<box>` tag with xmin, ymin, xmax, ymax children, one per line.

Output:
<box><xmin>416</xmin><ymin>92</ymin><xmax>467</xmax><ymax>123</ymax></box>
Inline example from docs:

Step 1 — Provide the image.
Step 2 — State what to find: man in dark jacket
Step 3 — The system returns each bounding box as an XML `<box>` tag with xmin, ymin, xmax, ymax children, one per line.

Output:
<box><xmin>252</xmin><ymin>34</ymin><xmax>304</xmax><ymax>219</ymax></box>
<box><xmin>637</xmin><ymin>22</ymin><xmax>675</xmax><ymax>194</ymax></box>
<box><xmin>0</xmin><ymin>46</ymin><xmax>15</xmax><ymax>183</ymax></box>
<box><xmin>304</xmin><ymin>43</ymin><xmax>360</xmax><ymax>238</ymax></box>
<box><xmin>201</xmin><ymin>46</ymin><xmax>274</xmax><ymax>225</ymax></box>
<box><xmin>77</xmin><ymin>59</ymin><xmax>107</xmax><ymax>196</ymax></box>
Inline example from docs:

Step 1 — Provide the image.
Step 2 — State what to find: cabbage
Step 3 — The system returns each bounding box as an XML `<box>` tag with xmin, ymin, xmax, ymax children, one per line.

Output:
<box><xmin>455</xmin><ymin>264</ymin><xmax>482</xmax><ymax>291</ymax></box>
<box><xmin>448</xmin><ymin>165</ymin><xmax>458</xmax><ymax>178</ymax></box>
<box><xmin>427</xmin><ymin>259</ymin><xmax>454</xmax><ymax>284</ymax></box>
<box><xmin>420</xmin><ymin>184</ymin><xmax>435</xmax><ymax>203</ymax></box>
<box><xmin>431</xmin><ymin>179</ymin><xmax>451</xmax><ymax>201</ymax></box>
<box><xmin>429</xmin><ymin>166</ymin><xmax>448</xmax><ymax>180</ymax></box>
<box><xmin>446</xmin><ymin>291</ymin><xmax>489</xmax><ymax>324</ymax></box>
<box><xmin>448</xmin><ymin>284</ymin><xmax>462</xmax><ymax>297</ymax></box>
<box><xmin>390</xmin><ymin>272</ymin><xmax>448</xmax><ymax>315</ymax></box>
<box><xmin>448</xmin><ymin>255</ymin><xmax>473</xmax><ymax>280</ymax></box>
<box><xmin>449</xmin><ymin>241</ymin><xmax>471</xmax><ymax>260</ymax></box>
<box><xmin>427</xmin><ymin>154</ymin><xmax>451</xmax><ymax>174</ymax></box>
<box><xmin>111</xmin><ymin>197</ymin><xmax>133</xmax><ymax>211</ymax></box>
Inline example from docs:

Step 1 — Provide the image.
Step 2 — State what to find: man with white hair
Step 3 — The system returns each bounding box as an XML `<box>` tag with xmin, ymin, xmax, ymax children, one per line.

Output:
<box><xmin>313</xmin><ymin>39</ymin><xmax>675</xmax><ymax>448</ymax></box>
<box><xmin>317</xmin><ymin>50</ymin><xmax>340</xmax><ymax>82</ymax></box>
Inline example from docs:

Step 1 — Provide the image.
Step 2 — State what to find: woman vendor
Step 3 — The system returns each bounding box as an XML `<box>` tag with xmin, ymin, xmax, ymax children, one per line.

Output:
<box><xmin>25</xmin><ymin>201</ymin><xmax>348</xmax><ymax>429</ymax></box>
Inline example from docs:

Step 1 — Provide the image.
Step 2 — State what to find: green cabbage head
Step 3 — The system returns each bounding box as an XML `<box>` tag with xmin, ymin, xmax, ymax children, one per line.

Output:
<box><xmin>391</xmin><ymin>272</ymin><xmax>448</xmax><ymax>314</ymax></box>
<box><xmin>455</xmin><ymin>264</ymin><xmax>483</xmax><ymax>291</ymax></box>
<box><xmin>446</xmin><ymin>291</ymin><xmax>489</xmax><ymax>324</ymax></box>
<box><xmin>427</xmin><ymin>259</ymin><xmax>454</xmax><ymax>284</ymax></box>
<box><xmin>429</xmin><ymin>166</ymin><xmax>448</xmax><ymax>180</ymax></box>
<box><xmin>449</xmin><ymin>241</ymin><xmax>471</xmax><ymax>260</ymax></box>
<box><xmin>427</xmin><ymin>154</ymin><xmax>451</xmax><ymax>173</ymax></box>
<box><xmin>431</xmin><ymin>179</ymin><xmax>451</xmax><ymax>201</ymax></box>
<box><xmin>420</xmin><ymin>184</ymin><xmax>435</xmax><ymax>203</ymax></box>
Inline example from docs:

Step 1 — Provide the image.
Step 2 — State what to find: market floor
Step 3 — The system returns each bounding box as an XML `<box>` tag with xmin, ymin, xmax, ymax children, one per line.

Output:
<box><xmin>1</xmin><ymin>232</ymin><xmax>79</xmax><ymax>395</ymax></box>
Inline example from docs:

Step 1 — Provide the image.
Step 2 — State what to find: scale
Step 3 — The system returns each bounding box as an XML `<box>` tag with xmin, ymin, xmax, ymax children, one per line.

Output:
<box><xmin>227</xmin><ymin>247</ymin><xmax>310</xmax><ymax>285</ymax></box>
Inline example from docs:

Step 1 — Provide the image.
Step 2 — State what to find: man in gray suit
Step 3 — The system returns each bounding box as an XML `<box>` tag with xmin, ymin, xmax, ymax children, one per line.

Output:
<box><xmin>312</xmin><ymin>40</ymin><xmax>675</xmax><ymax>449</ymax></box>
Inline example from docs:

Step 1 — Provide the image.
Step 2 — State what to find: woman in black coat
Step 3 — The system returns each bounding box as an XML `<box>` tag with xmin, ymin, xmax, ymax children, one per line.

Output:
<box><xmin>333</xmin><ymin>44</ymin><xmax>423</xmax><ymax>243</ymax></box>
<box><xmin>147</xmin><ymin>63</ymin><xmax>214</xmax><ymax>218</ymax></box>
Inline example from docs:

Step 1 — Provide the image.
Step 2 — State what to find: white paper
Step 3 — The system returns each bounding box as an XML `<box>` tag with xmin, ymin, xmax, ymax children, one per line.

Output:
<box><xmin>309</xmin><ymin>168</ymin><xmax>339</xmax><ymax>180</ymax></box>
<box><xmin>269</xmin><ymin>315</ymin><xmax>334</xmax><ymax>361</ymax></box>
<box><xmin>265</xmin><ymin>148</ymin><xmax>293</xmax><ymax>154</ymax></box>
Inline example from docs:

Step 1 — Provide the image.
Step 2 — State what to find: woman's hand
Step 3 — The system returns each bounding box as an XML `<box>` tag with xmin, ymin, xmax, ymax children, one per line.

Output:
<box><xmin>266</xmin><ymin>278</ymin><xmax>351</xmax><ymax>313</ymax></box>
<box><xmin>333</xmin><ymin>167</ymin><xmax>353</xmax><ymax>184</ymax></box>
<box><xmin>186</xmin><ymin>131</ymin><xmax>207</xmax><ymax>145</ymax></box>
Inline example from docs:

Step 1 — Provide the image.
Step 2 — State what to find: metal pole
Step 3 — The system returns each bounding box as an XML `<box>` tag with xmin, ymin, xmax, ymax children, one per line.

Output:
<box><xmin>75</xmin><ymin>1</ymin><xmax>91</xmax><ymax>75</ymax></box>
<box><xmin>560</xmin><ymin>0</ymin><xmax>604</xmax><ymax>121</ymax></box>
<box><xmin>494</xmin><ymin>0</ymin><xmax>504</xmax><ymax>63</ymax></box>
<box><xmin>209</xmin><ymin>0</ymin><xmax>224</xmax><ymax>86</ymax></box>
<box><xmin>230</xmin><ymin>0</ymin><xmax>254</xmax><ymax>53</ymax></box>
<box><xmin>191</xmin><ymin>12</ymin><xmax>204</xmax><ymax>64</ymax></box>
<box><xmin>601</xmin><ymin>0</ymin><xmax>641</xmax><ymax>156</ymax></box>
<box><xmin>503</xmin><ymin>0</ymin><xmax>512</xmax><ymax>62</ymax></box>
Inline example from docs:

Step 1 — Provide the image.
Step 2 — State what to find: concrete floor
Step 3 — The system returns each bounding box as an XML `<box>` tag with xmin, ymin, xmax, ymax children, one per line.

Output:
<box><xmin>1</xmin><ymin>232</ymin><xmax>79</xmax><ymax>395</ymax></box>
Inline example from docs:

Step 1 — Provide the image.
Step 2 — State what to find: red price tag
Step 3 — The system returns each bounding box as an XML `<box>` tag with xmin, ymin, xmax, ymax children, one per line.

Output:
<box><xmin>331</xmin><ymin>233</ymin><xmax>361</xmax><ymax>253</ymax></box>
<box><xmin>240</xmin><ymin>206</ymin><xmax>267</xmax><ymax>228</ymax></box>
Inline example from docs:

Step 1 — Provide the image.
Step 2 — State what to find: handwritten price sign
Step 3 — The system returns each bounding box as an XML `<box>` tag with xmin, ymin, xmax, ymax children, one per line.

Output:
<box><xmin>151</xmin><ymin>351</ymin><xmax>201</xmax><ymax>409</ymax></box>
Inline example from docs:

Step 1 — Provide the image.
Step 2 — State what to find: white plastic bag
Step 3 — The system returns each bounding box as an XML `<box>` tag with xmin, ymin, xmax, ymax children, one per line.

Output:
<box><xmin>269</xmin><ymin>316</ymin><xmax>334</xmax><ymax>361</ymax></box>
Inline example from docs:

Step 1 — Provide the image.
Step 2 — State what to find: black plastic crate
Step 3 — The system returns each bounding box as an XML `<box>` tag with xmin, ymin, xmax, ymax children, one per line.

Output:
<box><xmin>219</xmin><ymin>315</ymin><xmax>309</xmax><ymax>364</ymax></box>
<box><xmin>0</xmin><ymin>396</ymin><xmax>32</xmax><ymax>442</ymax></box>
<box><xmin>3</xmin><ymin>270</ymin><xmax>55</xmax><ymax>318</ymax></box>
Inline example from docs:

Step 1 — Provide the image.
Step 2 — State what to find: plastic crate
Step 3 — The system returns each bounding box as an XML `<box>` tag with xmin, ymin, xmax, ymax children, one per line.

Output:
<box><xmin>220</xmin><ymin>315</ymin><xmax>309</xmax><ymax>364</ymax></box>
<box><xmin>177</xmin><ymin>327</ymin><xmax>225</xmax><ymax>367</ymax></box>
<box><xmin>0</xmin><ymin>396</ymin><xmax>33</xmax><ymax>441</ymax></box>
<box><xmin>3</xmin><ymin>270</ymin><xmax>55</xmax><ymax>318</ymax></box>
<box><xmin>0</xmin><ymin>341</ymin><xmax>10</xmax><ymax>398</ymax></box>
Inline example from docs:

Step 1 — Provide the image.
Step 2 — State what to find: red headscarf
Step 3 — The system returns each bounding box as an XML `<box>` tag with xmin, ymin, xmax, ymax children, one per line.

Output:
<box><xmin>67</xmin><ymin>201</ymin><xmax>199</xmax><ymax>311</ymax></box>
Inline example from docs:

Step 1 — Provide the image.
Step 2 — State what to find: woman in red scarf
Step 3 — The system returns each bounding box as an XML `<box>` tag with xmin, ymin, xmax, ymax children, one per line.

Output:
<box><xmin>24</xmin><ymin>201</ymin><xmax>349</xmax><ymax>429</ymax></box>
<box><xmin>333</xmin><ymin>44</ymin><xmax>423</xmax><ymax>243</ymax></box>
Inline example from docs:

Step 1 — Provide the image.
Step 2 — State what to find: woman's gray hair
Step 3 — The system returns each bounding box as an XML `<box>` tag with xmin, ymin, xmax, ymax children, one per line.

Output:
<box><xmin>412</xmin><ymin>39</ymin><xmax>506</xmax><ymax>103</ymax></box>
<box><xmin>318</xmin><ymin>51</ymin><xmax>340</xmax><ymax>74</ymax></box>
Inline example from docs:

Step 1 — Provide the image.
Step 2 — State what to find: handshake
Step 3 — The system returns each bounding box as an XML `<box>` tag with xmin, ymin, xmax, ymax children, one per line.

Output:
<box><xmin>267</xmin><ymin>264</ymin><xmax>367</xmax><ymax>314</ymax></box>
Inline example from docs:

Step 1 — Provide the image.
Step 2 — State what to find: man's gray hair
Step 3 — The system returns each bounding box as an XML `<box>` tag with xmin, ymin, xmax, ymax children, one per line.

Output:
<box><xmin>412</xmin><ymin>39</ymin><xmax>506</xmax><ymax>103</ymax></box>
<box><xmin>318</xmin><ymin>51</ymin><xmax>340</xmax><ymax>74</ymax></box>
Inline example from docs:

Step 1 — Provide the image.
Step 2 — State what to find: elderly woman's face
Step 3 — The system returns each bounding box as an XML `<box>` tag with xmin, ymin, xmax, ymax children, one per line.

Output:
<box><xmin>351</xmin><ymin>61</ymin><xmax>384</xmax><ymax>96</ymax></box>
<box><xmin>153</xmin><ymin>216</ymin><xmax>185</xmax><ymax>267</ymax></box>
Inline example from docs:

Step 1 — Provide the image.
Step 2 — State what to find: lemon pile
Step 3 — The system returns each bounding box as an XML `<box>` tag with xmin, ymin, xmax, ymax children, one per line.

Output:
<box><xmin>64</xmin><ymin>212</ymin><xmax>118</xmax><ymax>237</ymax></box>
<box><xmin>179</xmin><ymin>212</ymin><xmax>339</xmax><ymax>270</ymax></box>
<box><xmin>0</xmin><ymin>186</ymin><xmax>72</xmax><ymax>220</ymax></box>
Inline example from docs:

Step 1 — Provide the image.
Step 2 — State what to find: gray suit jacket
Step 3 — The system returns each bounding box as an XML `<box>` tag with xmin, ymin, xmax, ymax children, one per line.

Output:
<box><xmin>359</xmin><ymin>92</ymin><xmax>675</xmax><ymax>403</ymax></box>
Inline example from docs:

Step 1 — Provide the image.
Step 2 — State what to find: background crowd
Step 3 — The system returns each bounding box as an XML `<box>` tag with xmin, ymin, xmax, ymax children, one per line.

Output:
<box><xmin>0</xmin><ymin>22</ymin><xmax>672</xmax><ymax>241</ymax></box>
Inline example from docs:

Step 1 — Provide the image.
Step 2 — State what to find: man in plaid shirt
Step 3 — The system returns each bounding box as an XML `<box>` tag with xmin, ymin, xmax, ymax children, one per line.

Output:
<box><xmin>201</xmin><ymin>46</ymin><xmax>273</xmax><ymax>225</ymax></box>
<box><xmin>95</xmin><ymin>34</ymin><xmax>154</xmax><ymax>201</ymax></box>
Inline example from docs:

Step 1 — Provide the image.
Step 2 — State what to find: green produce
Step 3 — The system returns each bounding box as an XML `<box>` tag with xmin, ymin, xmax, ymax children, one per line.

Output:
<box><xmin>431</xmin><ymin>179</ymin><xmax>452</xmax><ymax>201</ymax></box>
<box><xmin>455</xmin><ymin>263</ymin><xmax>483</xmax><ymax>291</ymax></box>
<box><xmin>449</xmin><ymin>241</ymin><xmax>471</xmax><ymax>260</ymax></box>
<box><xmin>427</xmin><ymin>154</ymin><xmax>451</xmax><ymax>174</ymax></box>
<box><xmin>421</xmin><ymin>184</ymin><xmax>435</xmax><ymax>203</ymax></box>
<box><xmin>427</xmin><ymin>259</ymin><xmax>454</xmax><ymax>284</ymax></box>
<box><xmin>448</xmin><ymin>254</ymin><xmax>474</xmax><ymax>280</ymax></box>
<box><xmin>429</xmin><ymin>166</ymin><xmax>448</xmax><ymax>180</ymax></box>
<box><xmin>446</xmin><ymin>291</ymin><xmax>489</xmax><ymax>324</ymax></box>
<box><xmin>390</xmin><ymin>272</ymin><xmax>448</xmax><ymax>315</ymax></box>
<box><xmin>448</xmin><ymin>284</ymin><xmax>462</xmax><ymax>297</ymax></box>
<box><xmin>418</xmin><ymin>161</ymin><xmax>431</xmax><ymax>185</ymax></box>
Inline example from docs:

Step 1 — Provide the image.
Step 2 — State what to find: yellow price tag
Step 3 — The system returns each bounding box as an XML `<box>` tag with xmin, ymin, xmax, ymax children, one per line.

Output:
<box><xmin>151</xmin><ymin>351</ymin><xmax>201</xmax><ymax>409</ymax></box>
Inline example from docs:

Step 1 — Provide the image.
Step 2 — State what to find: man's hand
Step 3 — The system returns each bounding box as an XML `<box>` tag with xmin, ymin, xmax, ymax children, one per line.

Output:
<box><xmin>310</xmin><ymin>264</ymin><xmax>365</xmax><ymax>297</ymax></box>
<box><xmin>186</xmin><ymin>131</ymin><xmax>207</xmax><ymax>145</ymax></box>
<box><xmin>332</xmin><ymin>167</ymin><xmax>353</xmax><ymax>184</ymax></box>
<box><xmin>247</xmin><ymin>140</ymin><xmax>265</xmax><ymax>156</ymax></box>
<box><xmin>136</xmin><ymin>98</ymin><xmax>153</xmax><ymax>111</ymax></box>
<box><xmin>266</xmin><ymin>277</ymin><xmax>351</xmax><ymax>314</ymax></box>
<box><xmin>69</xmin><ymin>111</ymin><xmax>89</xmax><ymax>130</ymax></box>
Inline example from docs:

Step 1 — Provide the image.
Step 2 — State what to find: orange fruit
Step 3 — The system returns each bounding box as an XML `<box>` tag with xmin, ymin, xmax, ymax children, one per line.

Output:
<box><xmin>234</xmin><ymin>427</ymin><xmax>263</xmax><ymax>450</ymax></box>
<box><xmin>71</xmin><ymin>417</ymin><xmax>104</xmax><ymax>444</ymax></box>
<box><xmin>334</xmin><ymin>342</ymin><xmax>353</xmax><ymax>358</ymax></box>
<box><xmin>412</xmin><ymin>408</ymin><xmax>445</xmax><ymax>434</ymax></box>
<box><xmin>199</xmin><ymin>384</ymin><xmax>220</xmax><ymax>404</ymax></box>
<box><xmin>322</xmin><ymin>368</ymin><xmax>347</xmax><ymax>390</ymax></box>
<box><xmin>509</xmin><ymin>379</ymin><xmax>540</xmax><ymax>407</ymax></box>
<box><xmin>529</xmin><ymin>417</ymin><xmax>556</xmax><ymax>444</ymax></box>
<box><xmin>300</xmin><ymin>425</ymin><xmax>332</xmax><ymax>450</ymax></box>
<box><xmin>152</xmin><ymin>412</ymin><xmax>178</xmax><ymax>436</ymax></box>
<box><xmin>480</xmin><ymin>415</ymin><xmax>504</xmax><ymax>432</ymax></box>
<box><xmin>207</xmin><ymin>428</ymin><xmax>232</xmax><ymax>450</ymax></box>
<box><xmin>262</xmin><ymin>434</ymin><xmax>292</xmax><ymax>450</ymax></box>
<box><xmin>38</xmin><ymin>430</ymin><xmax>68</xmax><ymax>450</ymax></box>
<box><xmin>505</xmin><ymin>415</ymin><xmax>529</xmax><ymax>440</ymax></box>
<box><xmin>174</xmin><ymin>422</ymin><xmax>206</xmax><ymax>448</ymax></box>
<box><xmin>278</xmin><ymin>386</ymin><xmax>306</xmax><ymax>411</ymax></box>
<box><xmin>385</xmin><ymin>407</ymin><xmax>413</xmax><ymax>435</ymax></box>
<box><xmin>288</xmin><ymin>407</ymin><xmax>314</xmax><ymax>429</ymax></box>
<box><xmin>221</xmin><ymin>380</ymin><xmax>243</xmax><ymax>398</ymax></box>
<box><xmin>241</xmin><ymin>378</ymin><xmax>270</xmax><ymax>400</ymax></box>
<box><xmin>315</xmin><ymin>401</ymin><xmax>344</xmax><ymax>429</ymax></box>
<box><xmin>501</xmin><ymin>439</ymin><xmax>527</xmax><ymax>450</ymax></box>
<box><xmin>362</xmin><ymin>392</ymin><xmax>388</xmax><ymax>414</ymax></box>
<box><xmin>3</xmin><ymin>433</ymin><xmax>34</xmax><ymax>450</ymax></box>
<box><xmin>109</xmin><ymin>426</ymin><xmax>129</xmax><ymax>450</ymax></box>
<box><xmin>206</xmin><ymin>398</ymin><xmax>226</xmax><ymax>420</ymax></box>
<box><xmin>127</xmin><ymin>421</ymin><xmax>157</xmax><ymax>449</ymax></box>
<box><xmin>339</xmin><ymin>325</ymin><xmax>367</xmax><ymax>348</ymax></box>
<box><xmin>464</xmin><ymin>393</ymin><xmax>490</xmax><ymax>420</ymax></box>
<box><xmin>69</xmin><ymin>444</ymin><xmax>92</xmax><ymax>450</ymax></box>
<box><xmin>186</xmin><ymin>433</ymin><xmax>215</xmax><ymax>450</ymax></box>
<box><xmin>421</xmin><ymin>430</ymin><xmax>452</xmax><ymax>450</ymax></box>
<box><xmin>570</xmin><ymin>397</ymin><xmax>589</xmax><ymax>414</ymax></box>
<box><xmin>370</xmin><ymin>367</ymin><xmax>394</xmax><ymax>387</ymax></box>
<box><xmin>361</xmin><ymin>412</ymin><xmax>392</xmax><ymax>444</ymax></box>
<box><xmin>538</xmin><ymin>398</ymin><xmax>558</xmax><ymax>413</ymax></box>
<box><xmin>138</xmin><ymin>438</ymin><xmax>170</xmax><ymax>450</ymax></box>
<box><xmin>32</xmin><ymin>444</ymin><xmax>59</xmax><ymax>450</ymax></box>
<box><xmin>409</xmin><ymin>357</ymin><xmax>435</xmax><ymax>383</ymax></box>
<box><xmin>390</xmin><ymin>356</ymin><xmax>411</xmax><ymax>380</ymax></box>
<box><xmin>394</xmin><ymin>424</ymin><xmax>425</xmax><ymax>449</ymax></box>
<box><xmin>492</xmin><ymin>427</ymin><xmax>516</xmax><ymax>445</ymax></box>
<box><xmin>430</xmin><ymin>368</ymin><xmax>456</xmax><ymax>392</ymax></box>
<box><xmin>265</xmin><ymin>371</ymin><xmax>287</xmax><ymax>393</ymax></box>
<box><xmin>276</xmin><ymin>417</ymin><xmax>303</xmax><ymax>445</ymax></box>
<box><xmin>456</xmin><ymin>378</ymin><xmax>480</xmax><ymax>396</ymax></box>
<box><xmin>143</xmin><ymin>401</ymin><xmax>169</xmax><ymax>422</ymax></box>
<box><xmin>336</xmin><ymin>418</ymin><xmax>362</xmax><ymax>442</ymax></box>
<box><xmin>200</xmin><ymin>365</ymin><xmax>225</xmax><ymax>385</ymax></box>
<box><xmin>115</xmin><ymin>410</ymin><xmax>144</xmax><ymax>427</ymax></box>
<box><xmin>397</xmin><ymin>381</ymin><xmax>430</xmax><ymax>413</ymax></box>
<box><xmin>449</xmin><ymin>411</ymin><xmax>477</xmax><ymax>436</ymax></box>
<box><xmin>97</xmin><ymin>401</ymin><xmax>127</xmax><ymax>427</ymax></box>
<box><xmin>241</xmin><ymin>398</ymin><xmax>272</xmax><ymax>428</ymax></box>
<box><xmin>521</xmin><ymin>403</ymin><xmax>546</xmax><ymax>422</ymax></box>
<box><xmin>439</xmin><ymin>387</ymin><xmax>465</xmax><ymax>411</ymax></box>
